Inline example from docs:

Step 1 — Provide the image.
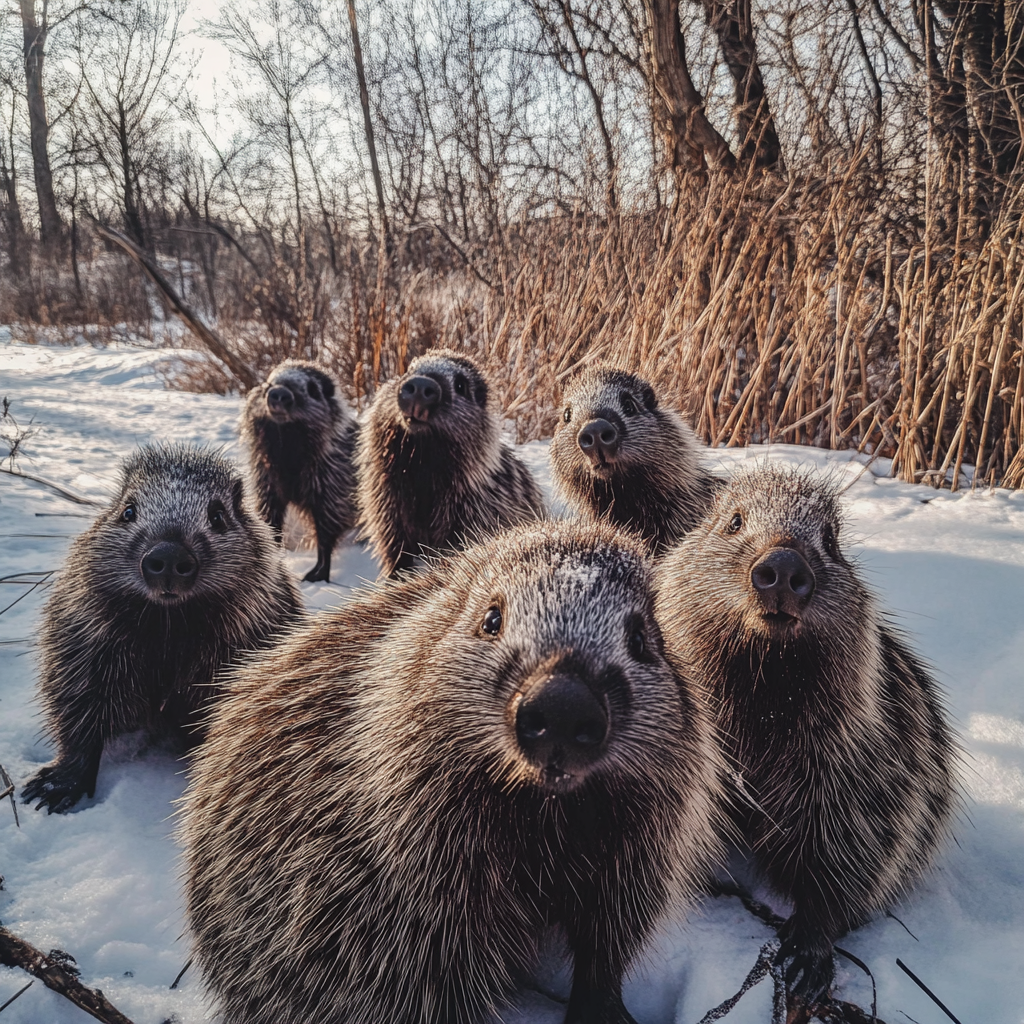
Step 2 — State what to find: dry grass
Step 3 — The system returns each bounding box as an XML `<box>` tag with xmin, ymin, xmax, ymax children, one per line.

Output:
<box><xmin>13</xmin><ymin>165</ymin><xmax>1024</xmax><ymax>491</ymax></box>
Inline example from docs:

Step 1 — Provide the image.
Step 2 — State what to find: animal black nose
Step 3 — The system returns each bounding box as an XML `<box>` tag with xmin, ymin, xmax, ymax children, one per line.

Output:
<box><xmin>577</xmin><ymin>418</ymin><xmax>619</xmax><ymax>460</ymax></box>
<box><xmin>267</xmin><ymin>386</ymin><xmax>294</xmax><ymax>410</ymax></box>
<box><xmin>141</xmin><ymin>541</ymin><xmax>198</xmax><ymax>594</ymax></box>
<box><xmin>516</xmin><ymin>674</ymin><xmax>608</xmax><ymax>759</ymax></box>
<box><xmin>751</xmin><ymin>547</ymin><xmax>815</xmax><ymax>606</ymax></box>
<box><xmin>398</xmin><ymin>376</ymin><xmax>442</xmax><ymax>422</ymax></box>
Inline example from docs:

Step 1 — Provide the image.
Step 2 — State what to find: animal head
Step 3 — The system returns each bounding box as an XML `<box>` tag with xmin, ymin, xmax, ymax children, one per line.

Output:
<box><xmin>384</xmin><ymin>349</ymin><xmax>492</xmax><ymax>439</ymax></box>
<box><xmin>552</xmin><ymin>366</ymin><xmax>677</xmax><ymax>481</ymax></box>
<box><xmin>252</xmin><ymin>361</ymin><xmax>343</xmax><ymax>427</ymax></box>
<box><xmin>93</xmin><ymin>444</ymin><xmax>269</xmax><ymax>607</ymax></box>
<box><xmin>400</xmin><ymin>522</ymin><xmax>690</xmax><ymax>796</ymax></box>
<box><xmin>660</xmin><ymin>463</ymin><xmax>866</xmax><ymax>644</ymax></box>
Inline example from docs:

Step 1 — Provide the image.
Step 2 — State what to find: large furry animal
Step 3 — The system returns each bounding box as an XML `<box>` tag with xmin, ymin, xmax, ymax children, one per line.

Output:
<box><xmin>654</xmin><ymin>463</ymin><xmax>957</xmax><ymax>1006</ymax></box>
<box><xmin>550</xmin><ymin>366</ymin><xmax>718</xmax><ymax>555</ymax></box>
<box><xmin>182</xmin><ymin>521</ymin><xmax>725</xmax><ymax>1024</ymax></box>
<box><xmin>356</xmin><ymin>349</ymin><xmax>544</xmax><ymax>576</ymax></box>
<box><xmin>241</xmin><ymin>360</ymin><xmax>359</xmax><ymax>582</ymax></box>
<box><xmin>22</xmin><ymin>444</ymin><xmax>302</xmax><ymax>814</ymax></box>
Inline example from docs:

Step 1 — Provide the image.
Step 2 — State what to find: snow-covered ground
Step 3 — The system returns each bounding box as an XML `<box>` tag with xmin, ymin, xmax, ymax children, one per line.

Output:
<box><xmin>1</xmin><ymin>338</ymin><xmax>1022</xmax><ymax>1024</ymax></box>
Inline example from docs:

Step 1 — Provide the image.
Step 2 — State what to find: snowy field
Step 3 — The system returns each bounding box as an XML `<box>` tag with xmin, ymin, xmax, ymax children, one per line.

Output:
<box><xmin>1</xmin><ymin>336</ymin><xmax>1023</xmax><ymax>1024</ymax></box>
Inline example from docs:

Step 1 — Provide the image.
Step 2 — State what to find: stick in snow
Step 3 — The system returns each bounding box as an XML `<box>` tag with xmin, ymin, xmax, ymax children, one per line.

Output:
<box><xmin>0</xmin><ymin>980</ymin><xmax>33</xmax><ymax>1014</ymax></box>
<box><xmin>0</xmin><ymin>466</ymin><xmax>102</xmax><ymax>506</ymax></box>
<box><xmin>0</xmin><ymin>764</ymin><xmax>18</xmax><ymax>827</ymax></box>
<box><xmin>896</xmin><ymin>959</ymin><xmax>963</xmax><ymax>1024</ymax></box>
<box><xmin>695</xmin><ymin>938</ymin><xmax>784</xmax><ymax>1024</ymax></box>
<box><xmin>0</xmin><ymin>927</ymin><xmax>136</xmax><ymax>1024</ymax></box>
<box><xmin>169</xmin><ymin>958</ymin><xmax>192</xmax><ymax>990</ymax></box>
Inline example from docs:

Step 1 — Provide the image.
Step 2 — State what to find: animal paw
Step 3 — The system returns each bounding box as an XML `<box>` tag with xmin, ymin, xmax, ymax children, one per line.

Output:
<box><xmin>302</xmin><ymin>562</ymin><xmax>330</xmax><ymax>583</ymax></box>
<box><xmin>777</xmin><ymin>934</ymin><xmax>835</xmax><ymax>1006</ymax></box>
<box><xmin>22</xmin><ymin>763</ymin><xmax>92</xmax><ymax>814</ymax></box>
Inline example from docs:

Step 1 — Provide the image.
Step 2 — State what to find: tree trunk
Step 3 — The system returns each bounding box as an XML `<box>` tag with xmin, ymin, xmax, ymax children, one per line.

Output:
<box><xmin>699</xmin><ymin>0</ymin><xmax>784</xmax><ymax>171</ymax></box>
<box><xmin>0</xmin><ymin>148</ymin><xmax>25</xmax><ymax>265</ymax></box>
<box><xmin>929</xmin><ymin>1</ymin><xmax>1024</xmax><ymax>225</ymax></box>
<box><xmin>117</xmin><ymin>100</ymin><xmax>145</xmax><ymax>248</ymax></box>
<box><xmin>19</xmin><ymin>0</ymin><xmax>62</xmax><ymax>249</ymax></box>
<box><xmin>643</xmin><ymin>0</ymin><xmax>736</xmax><ymax>174</ymax></box>
<box><xmin>347</xmin><ymin>0</ymin><xmax>390</xmax><ymax>251</ymax></box>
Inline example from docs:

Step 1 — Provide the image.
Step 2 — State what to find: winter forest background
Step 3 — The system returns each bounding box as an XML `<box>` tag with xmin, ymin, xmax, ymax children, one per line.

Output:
<box><xmin>5</xmin><ymin>1</ymin><xmax>1024</xmax><ymax>488</ymax></box>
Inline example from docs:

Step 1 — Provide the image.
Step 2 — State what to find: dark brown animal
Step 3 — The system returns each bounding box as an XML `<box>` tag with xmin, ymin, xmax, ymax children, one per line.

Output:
<box><xmin>654</xmin><ymin>463</ymin><xmax>957</xmax><ymax>1008</ymax></box>
<box><xmin>241</xmin><ymin>360</ymin><xmax>359</xmax><ymax>582</ymax></box>
<box><xmin>182</xmin><ymin>521</ymin><xmax>725</xmax><ymax>1024</ymax></box>
<box><xmin>22</xmin><ymin>444</ymin><xmax>302</xmax><ymax>814</ymax></box>
<box><xmin>356</xmin><ymin>349</ymin><xmax>544</xmax><ymax>576</ymax></box>
<box><xmin>550</xmin><ymin>365</ymin><xmax>718</xmax><ymax>555</ymax></box>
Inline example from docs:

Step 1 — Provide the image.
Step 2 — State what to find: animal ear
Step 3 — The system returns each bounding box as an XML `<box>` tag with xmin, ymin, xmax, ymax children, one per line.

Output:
<box><xmin>474</xmin><ymin>378</ymin><xmax>488</xmax><ymax>407</ymax></box>
<box><xmin>321</xmin><ymin>375</ymin><xmax>336</xmax><ymax>400</ymax></box>
<box><xmin>231</xmin><ymin>477</ymin><xmax>246</xmax><ymax>516</ymax></box>
<box><xmin>641</xmin><ymin>384</ymin><xmax>657</xmax><ymax>411</ymax></box>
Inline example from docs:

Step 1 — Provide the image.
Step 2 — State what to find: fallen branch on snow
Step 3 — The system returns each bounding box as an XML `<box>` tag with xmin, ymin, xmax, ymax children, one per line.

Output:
<box><xmin>0</xmin><ymin>927</ymin><xmax>135</xmax><ymax>1024</ymax></box>
<box><xmin>0</xmin><ymin>764</ymin><xmax>19</xmax><ymax>827</ymax></box>
<box><xmin>88</xmin><ymin>217</ymin><xmax>259</xmax><ymax>391</ymax></box>
<box><xmin>708</xmin><ymin>880</ymin><xmax>885</xmax><ymax>1024</ymax></box>
<box><xmin>0</xmin><ymin>465</ymin><xmax>102</xmax><ymax>507</ymax></box>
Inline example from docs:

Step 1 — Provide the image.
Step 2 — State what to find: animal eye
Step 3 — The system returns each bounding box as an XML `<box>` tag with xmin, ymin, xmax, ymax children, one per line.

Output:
<box><xmin>823</xmin><ymin>524</ymin><xmax>839</xmax><ymax>558</ymax></box>
<box><xmin>727</xmin><ymin>512</ymin><xmax>743</xmax><ymax>534</ymax></box>
<box><xmin>207</xmin><ymin>500</ymin><xmax>228</xmax><ymax>533</ymax></box>
<box><xmin>121</xmin><ymin>503</ymin><xmax>136</xmax><ymax>523</ymax></box>
<box><xmin>628</xmin><ymin>627</ymin><xmax>645</xmax><ymax>660</ymax></box>
<box><xmin>454</xmin><ymin>374</ymin><xmax>468</xmax><ymax>398</ymax></box>
<box><xmin>482</xmin><ymin>605</ymin><xmax>503</xmax><ymax>636</ymax></box>
<box><xmin>621</xmin><ymin>393</ymin><xmax>637</xmax><ymax>416</ymax></box>
<box><xmin>563</xmin><ymin>406</ymin><xmax>572</xmax><ymax>423</ymax></box>
<box><xmin>307</xmin><ymin>382</ymin><xmax>321</xmax><ymax>400</ymax></box>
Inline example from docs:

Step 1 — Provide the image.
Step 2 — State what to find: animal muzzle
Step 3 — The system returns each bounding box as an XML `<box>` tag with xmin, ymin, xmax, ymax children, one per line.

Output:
<box><xmin>577</xmin><ymin>418</ymin><xmax>620</xmax><ymax>467</ymax></box>
<box><xmin>750</xmin><ymin>546</ymin><xmax>815</xmax><ymax>621</ymax></box>
<box><xmin>398</xmin><ymin>376</ymin><xmax>441</xmax><ymax>423</ymax></box>
<box><xmin>513</xmin><ymin>672</ymin><xmax>609</xmax><ymax>788</ymax></box>
<box><xmin>266</xmin><ymin>385</ymin><xmax>295</xmax><ymax>418</ymax></box>
<box><xmin>141</xmin><ymin>540</ymin><xmax>199</xmax><ymax>599</ymax></box>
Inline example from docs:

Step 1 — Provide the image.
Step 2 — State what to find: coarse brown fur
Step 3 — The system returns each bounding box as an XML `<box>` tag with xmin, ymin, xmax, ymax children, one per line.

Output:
<box><xmin>241</xmin><ymin>360</ymin><xmax>359</xmax><ymax>582</ymax></box>
<box><xmin>182</xmin><ymin>521</ymin><xmax>725</xmax><ymax>1024</ymax></box>
<box><xmin>654</xmin><ymin>463</ymin><xmax>958</xmax><ymax>1007</ymax></box>
<box><xmin>357</xmin><ymin>348</ymin><xmax>545</xmax><ymax>576</ymax></box>
<box><xmin>550</xmin><ymin>365</ymin><xmax>718</xmax><ymax>555</ymax></box>
<box><xmin>22</xmin><ymin>444</ymin><xmax>303</xmax><ymax>814</ymax></box>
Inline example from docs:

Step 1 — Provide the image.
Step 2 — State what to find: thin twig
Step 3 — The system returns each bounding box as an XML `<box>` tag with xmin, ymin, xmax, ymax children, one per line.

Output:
<box><xmin>835</xmin><ymin>946</ymin><xmax>877</xmax><ymax>1020</ymax></box>
<box><xmin>885</xmin><ymin>911</ymin><xmax>919</xmax><ymax>941</ymax></box>
<box><xmin>0</xmin><ymin>466</ymin><xmax>102</xmax><ymax>506</ymax></box>
<box><xmin>0</xmin><ymin>765</ymin><xmax>19</xmax><ymax>827</ymax></box>
<box><xmin>695</xmin><ymin>938</ymin><xmax>782</xmax><ymax>1024</ymax></box>
<box><xmin>0</xmin><ymin>572</ymin><xmax>55</xmax><ymax>618</ymax></box>
<box><xmin>896</xmin><ymin>959</ymin><xmax>963</xmax><ymax>1024</ymax></box>
<box><xmin>169</xmin><ymin>959</ymin><xmax>192</xmax><ymax>990</ymax></box>
<box><xmin>0</xmin><ymin>980</ymin><xmax>33</xmax><ymax>1014</ymax></box>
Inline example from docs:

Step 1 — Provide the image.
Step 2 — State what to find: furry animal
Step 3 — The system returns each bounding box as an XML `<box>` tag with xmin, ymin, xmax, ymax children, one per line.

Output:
<box><xmin>241</xmin><ymin>360</ymin><xmax>359</xmax><ymax>582</ymax></box>
<box><xmin>550</xmin><ymin>365</ymin><xmax>718</xmax><ymax>554</ymax></box>
<box><xmin>654</xmin><ymin>463</ymin><xmax>957</xmax><ymax>1006</ymax></box>
<box><xmin>356</xmin><ymin>349</ymin><xmax>544</xmax><ymax>576</ymax></box>
<box><xmin>182</xmin><ymin>521</ymin><xmax>725</xmax><ymax>1024</ymax></box>
<box><xmin>22</xmin><ymin>444</ymin><xmax>302</xmax><ymax>814</ymax></box>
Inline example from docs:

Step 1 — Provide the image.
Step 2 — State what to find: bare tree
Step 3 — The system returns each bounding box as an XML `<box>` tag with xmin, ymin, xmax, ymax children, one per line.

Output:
<box><xmin>18</xmin><ymin>0</ymin><xmax>62</xmax><ymax>246</ymax></box>
<box><xmin>71</xmin><ymin>0</ymin><xmax>185</xmax><ymax>248</ymax></box>
<box><xmin>698</xmin><ymin>0</ymin><xmax>783</xmax><ymax>170</ymax></box>
<box><xmin>643</xmin><ymin>0</ymin><xmax>736</xmax><ymax>173</ymax></box>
